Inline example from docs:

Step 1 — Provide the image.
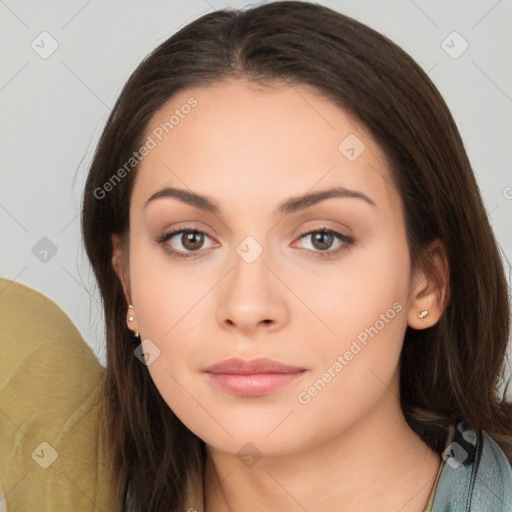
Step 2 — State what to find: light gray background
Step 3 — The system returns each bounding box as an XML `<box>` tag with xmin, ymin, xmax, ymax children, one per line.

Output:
<box><xmin>1</xmin><ymin>1</ymin><xmax>511</xmax><ymax>380</ymax></box>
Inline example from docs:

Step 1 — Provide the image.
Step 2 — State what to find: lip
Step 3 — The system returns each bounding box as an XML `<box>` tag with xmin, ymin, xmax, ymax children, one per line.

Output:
<box><xmin>203</xmin><ymin>357</ymin><xmax>307</xmax><ymax>397</ymax></box>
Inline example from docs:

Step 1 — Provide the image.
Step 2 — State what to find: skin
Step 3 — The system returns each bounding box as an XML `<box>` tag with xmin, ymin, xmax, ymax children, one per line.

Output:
<box><xmin>113</xmin><ymin>79</ymin><xmax>448</xmax><ymax>512</ymax></box>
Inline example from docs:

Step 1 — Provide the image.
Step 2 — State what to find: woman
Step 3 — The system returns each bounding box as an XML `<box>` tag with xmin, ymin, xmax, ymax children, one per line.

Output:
<box><xmin>78</xmin><ymin>1</ymin><xmax>510</xmax><ymax>511</ymax></box>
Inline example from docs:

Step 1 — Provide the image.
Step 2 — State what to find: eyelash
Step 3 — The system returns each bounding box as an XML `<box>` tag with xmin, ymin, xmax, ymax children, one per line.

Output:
<box><xmin>156</xmin><ymin>227</ymin><xmax>355</xmax><ymax>260</ymax></box>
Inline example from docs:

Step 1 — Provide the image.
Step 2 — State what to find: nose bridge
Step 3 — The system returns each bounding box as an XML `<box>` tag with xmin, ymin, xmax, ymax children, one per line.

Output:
<box><xmin>216</xmin><ymin>233</ymin><xmax>287</xmax><ymax>331</ymax></box>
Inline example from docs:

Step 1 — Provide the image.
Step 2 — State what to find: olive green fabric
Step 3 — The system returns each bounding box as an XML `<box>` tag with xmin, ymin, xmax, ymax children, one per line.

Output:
<box><xmin>0</xmin><ymin>278</ymin><xmax>121</xmax><ymax>511</ymax></box>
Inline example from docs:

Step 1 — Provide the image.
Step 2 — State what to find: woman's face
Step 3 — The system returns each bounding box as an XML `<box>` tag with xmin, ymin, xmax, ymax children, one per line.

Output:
<box><xmin>117</xmin><ymin>79</ymin><xmax>428</xmax><ymax>457</ymax></box>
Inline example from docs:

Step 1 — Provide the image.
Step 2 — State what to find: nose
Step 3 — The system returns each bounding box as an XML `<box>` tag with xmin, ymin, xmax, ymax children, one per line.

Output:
<box><xmin>215</xmin><ymin>244</ymin><xmax>289</xmax><ymax>336</ymax></box>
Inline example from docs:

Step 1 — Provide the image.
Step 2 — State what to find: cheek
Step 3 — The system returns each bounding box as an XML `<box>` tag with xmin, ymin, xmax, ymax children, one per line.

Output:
<box><xmin>289</xmin><ymin>263</ymin><xmax>409</xmax><ymax>447</ymax></box>
<box><xmin>288</xmin><ymin>232</ymin><xmax>410</xmax><ymax>405</ymax></box>
<box><xmin>129</xmin><ymin>236</ymin><xmax>209</xmax><ymax>338</ymax></box>
<box><xmin>127</xmin><ymin>243</ymin><xmax>215</xmax><ymax>415</ymax></box>
<box><xmin>286</xmin><ymin>227</ymin><xmax>410</xmax><ymax>351</ymax></box>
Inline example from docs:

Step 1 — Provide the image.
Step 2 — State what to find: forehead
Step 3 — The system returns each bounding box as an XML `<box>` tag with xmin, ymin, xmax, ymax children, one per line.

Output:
<box><xmin>132</xmin><ymin>79</ymin><xmax>398</xmax><ymax>215</ymax></box>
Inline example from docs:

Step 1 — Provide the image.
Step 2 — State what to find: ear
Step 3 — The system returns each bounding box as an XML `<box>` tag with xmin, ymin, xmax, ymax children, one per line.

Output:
<box><xmin>111</xmin><ymin>233</ymin><xmax>139</xmax><ymax>335</ymax></box>
<box><xmin>407</xmin><ymin>239</ymin><xmax>450</xmax><ymax>330</ymax></box>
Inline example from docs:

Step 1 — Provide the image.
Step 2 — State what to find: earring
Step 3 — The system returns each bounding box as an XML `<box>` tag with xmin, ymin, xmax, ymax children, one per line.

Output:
<box><xmin>128</xmin><ymin>304</ymin><xmax>139</xmax><ymax>337</ymax></box>
<box><xmin>418</xmin><ymin>310</ymin><xmax>429</xmax><ymax>319</ymax></box>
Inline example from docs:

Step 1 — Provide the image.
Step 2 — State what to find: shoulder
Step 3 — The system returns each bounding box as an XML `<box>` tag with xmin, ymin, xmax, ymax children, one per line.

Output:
<box><xmin>0</xmin><ymin>277</ymin><xmax>103</xmax><ymax>378</ymax></box>
<box><xmin>0</xmin><ymin>277</ymin><xmax>104</xmax><ymax>410</ymax></box>
<box><xmin>0</xmin><ymin>278</ymin><xmax>120</xmax><ymax>511</ymax></box>
<box><xmin>432</xmin><ymin>421</ymin><xmax>512</xmax><ymax>512</ymax></box>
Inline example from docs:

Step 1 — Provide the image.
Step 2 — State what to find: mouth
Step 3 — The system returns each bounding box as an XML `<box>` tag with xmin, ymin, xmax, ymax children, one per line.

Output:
<box><xmin>203</xmin><ymin>357</ymin><xmax>308</xmax><ymax>397</ymax></box>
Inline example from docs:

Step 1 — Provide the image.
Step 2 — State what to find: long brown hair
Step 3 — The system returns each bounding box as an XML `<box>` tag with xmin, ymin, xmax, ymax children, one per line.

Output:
<box><xmin>81</xmin><ymin>2</ymin><xmax>512</xmax><ymax>510</ymax></box>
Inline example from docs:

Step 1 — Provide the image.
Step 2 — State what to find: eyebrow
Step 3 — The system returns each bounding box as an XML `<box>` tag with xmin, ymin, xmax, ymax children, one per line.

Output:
<box><xmin>143</xmin><ymin>186</ymin><xmax>376</xmax><ymax>215</ymax></box>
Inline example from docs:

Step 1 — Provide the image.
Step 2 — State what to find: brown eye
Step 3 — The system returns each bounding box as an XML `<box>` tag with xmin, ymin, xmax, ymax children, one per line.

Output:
<box><xmin>294</xmin><ymin>228</ymin><xmax>355</xmax><ymax>259</ymax></box>
<box><xmin>157</xmin><ymin>228</ymin><xmax>216</xmax><ymax>260</ymax></box>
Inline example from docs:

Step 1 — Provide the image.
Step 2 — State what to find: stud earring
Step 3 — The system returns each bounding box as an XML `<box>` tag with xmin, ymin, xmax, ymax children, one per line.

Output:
<box><xmin>418</xmin><ymin>310</ymin><xmax>429</xmax><ymax>319</ymax></box>
<box><xmin>128</xmin><ymin>304</ymin><xmax>139</xmax><ymax>337</ymax></box>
